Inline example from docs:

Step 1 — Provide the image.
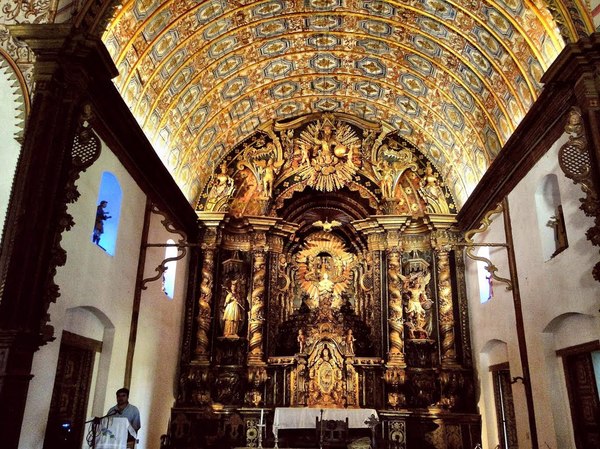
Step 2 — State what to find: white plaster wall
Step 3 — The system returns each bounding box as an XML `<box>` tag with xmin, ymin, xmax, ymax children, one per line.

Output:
<box><xmin>466</xmin><ymin>134</ymin><xmax>600</xmax><ymax>449</ymax></box>
<box><xmin>18</xmin><ymin>137</ymin><xmax>187</xmax><ymax>449</ymax></box>
<box><xmin>129</xmin><ymin>211</ymin><xmax>188</xmax><ymax>449</ymax></box>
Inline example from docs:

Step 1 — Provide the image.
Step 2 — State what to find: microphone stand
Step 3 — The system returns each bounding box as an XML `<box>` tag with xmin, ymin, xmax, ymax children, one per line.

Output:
<box><xmin>85</xmin><ymin>411</ymin><xmax>119</xmax><ymax>448</ymax></box>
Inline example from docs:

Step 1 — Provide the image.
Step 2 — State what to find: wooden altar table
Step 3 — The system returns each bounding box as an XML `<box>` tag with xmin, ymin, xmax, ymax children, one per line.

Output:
<box><xmin>272</xmin><ymin>407</ymin><xmax>378</xmax><ymax>447</ymax></box>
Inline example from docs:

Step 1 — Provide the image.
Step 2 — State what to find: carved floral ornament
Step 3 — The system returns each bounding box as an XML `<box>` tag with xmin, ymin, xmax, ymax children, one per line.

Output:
<box><xmin>197</xmin><ymin>113</ymin><xmax>455</xmax><ymax>217</ymax></box>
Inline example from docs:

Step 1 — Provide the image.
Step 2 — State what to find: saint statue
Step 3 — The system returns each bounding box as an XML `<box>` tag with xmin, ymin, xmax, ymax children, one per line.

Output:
<box><xmin>222</xmin><ymin>279</ymin><xmax>245</xmax><ymax>338</ymax></box>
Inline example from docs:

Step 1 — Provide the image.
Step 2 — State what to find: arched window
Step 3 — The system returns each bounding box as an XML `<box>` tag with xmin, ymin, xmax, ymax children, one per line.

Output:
<box><xmin>477</xmin><ymin>246</ymin><xmax>493</xmax><ymax>303</ymax></box>
<box><xmin>92</xmin><ymin>172</ymin><xmax>122</xmax><ymax>256</ymax></box>
<box><xmin>162</xmin><ymin>239</ymin><xmax>177</xmax><ymax>299</ymax></box>
<box><xmin>535</xmin><ymin>174</ymin><xmax>568</xmax><ymax>261</ymax></box>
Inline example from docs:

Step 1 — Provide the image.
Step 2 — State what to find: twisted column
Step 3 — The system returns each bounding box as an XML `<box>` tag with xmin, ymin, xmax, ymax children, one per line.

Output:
<box><xmin>386</xmin><ymin>248</ymin><xmax>405</xmax><ymax>365</ymax></box>
<box><xmin>194</xmin><ymin>248</ymin><xmax>215</xmax><ymax>360</ymax></box>
<box><xmin>248</xmin><ymin>250</ymin><xmax>266</xmax><ymax>363</ymax></box>
<box><xmin>437</xmin><ymin>248</ymin><xmax>457</xmax><ymax>364</ymax></box>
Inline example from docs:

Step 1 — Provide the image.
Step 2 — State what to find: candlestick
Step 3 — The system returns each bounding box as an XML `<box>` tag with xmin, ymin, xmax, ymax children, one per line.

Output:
<box><xmin>260</xmin><ymin>408</ymin><xmax>264</xmax><ymax>426</ymax></box>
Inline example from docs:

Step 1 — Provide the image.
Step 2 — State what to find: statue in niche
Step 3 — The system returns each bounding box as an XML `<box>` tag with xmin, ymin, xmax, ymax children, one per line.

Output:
<box><xmin>345</xmin><ymin>329</ymin><xmax>355</xmax><ymax>355</ymax></box>
<box><xmin>295</xmin><ymin>233</ymin><xmax>356</xmax><ymax>310</ymax></box>
<box><xmin>222</xmin><ymin>279</ymin><xmax>245</xmax><ymax>338</ymax></box>
<box><xmin>419</xmin><ymin>164</ymin><xmax>450</xmax><ymax>214</ymax></box>
<box><xmin>377</xmin><ymin>160</ymin><xmax>396</xmax><ymax>198</ymax></box>
<box><xmin>401</xmin><ymin>271</ymin><xmax>433</xmax><ymax>339</ymax></box>
<box><xmin>297</xmin><ymin>329</ymin><xmax>306</xmax><ymax>353</ymax></box>
<box><xmin>205</xmin><ymin>162</ymin><xmax>235</xmax><ymax>211</ymax></box>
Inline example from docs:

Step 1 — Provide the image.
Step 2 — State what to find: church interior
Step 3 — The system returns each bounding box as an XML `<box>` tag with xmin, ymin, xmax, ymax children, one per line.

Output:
<box><xmin>0</xmin><ymin>1</ymin><xmax>599</xmax><ymax>449</ymax></box>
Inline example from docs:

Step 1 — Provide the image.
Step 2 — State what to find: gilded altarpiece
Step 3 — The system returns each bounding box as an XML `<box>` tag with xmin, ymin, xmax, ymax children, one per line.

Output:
<box><xmin>170</xmin><ymin>113</ymin><xmax>480</xmax><ymax>449</ymax></box>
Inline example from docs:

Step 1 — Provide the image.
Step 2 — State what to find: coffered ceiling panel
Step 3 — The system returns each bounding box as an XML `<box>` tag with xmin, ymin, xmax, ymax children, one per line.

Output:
<box><xmin>102</xmin><ymin>0</ymin><xmax>586</xmax><ymax>207</ymax></box>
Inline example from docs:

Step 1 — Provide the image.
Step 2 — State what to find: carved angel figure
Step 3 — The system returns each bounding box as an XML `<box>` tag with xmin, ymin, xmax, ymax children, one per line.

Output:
<box><xmin>296</xmin><ymin>116</ymin><xmax>360</xmax><ymax>191</ymax></box>
<box><xmin>400</xmin><ymin>271</ymin><xmax>433</xmax><ymax>339</ymax></box>
<box><xmin>377</xmin><ymin>160</ymin><xmax>395</xmax><ymax>199</ymax></box>
<box><xmin>205</xmin><ymin>162</ymin><xmax>235</xmax><ymax>211</ymax></box>
<box><xmin>312</xmin><ymin>218</ymin><xmax>342</xmax><ymax>232</ymax></box>
<box><xmin>419</xmin><ymin>164</ymin><xmax>450</xmax><ymax>214</ymax></box>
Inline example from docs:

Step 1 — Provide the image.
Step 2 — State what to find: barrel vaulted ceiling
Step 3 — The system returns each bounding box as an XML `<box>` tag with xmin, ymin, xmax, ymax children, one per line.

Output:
<box><xmin>101</xmin><ymin>0</ymin><xmax>592</xmax><ymax>208</ymax></box>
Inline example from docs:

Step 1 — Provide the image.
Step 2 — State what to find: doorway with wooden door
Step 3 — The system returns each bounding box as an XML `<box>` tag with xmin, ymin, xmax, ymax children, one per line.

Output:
<box><xmin>559</xmin><ymin>341</ymin><xmax>600</xmax><ymax>449</ymax></box>
<box><xmin>43</xmin><ymin>330</ymin><xmax>102</xmax><ymax>449</ymax></box>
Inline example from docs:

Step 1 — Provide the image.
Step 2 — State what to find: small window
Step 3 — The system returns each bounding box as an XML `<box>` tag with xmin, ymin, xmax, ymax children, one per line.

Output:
<box><xmin>535</xmin><ymin>174</ymin><xmax>568</xmax><ymax>261</ymax></box>
<box><xmin>162</xmin><ymin>239</ymin><xmax>177</xmax><ymax>299</ymax></box>
<box><xmin>477</xmin><ymin>246</ymin><xmax>493</xmax><ymax>303</ymax></box>
<box><xmin>91</xmin><ymin>172</ymin><xmax>122</xmax><ymax>256</ymax></box>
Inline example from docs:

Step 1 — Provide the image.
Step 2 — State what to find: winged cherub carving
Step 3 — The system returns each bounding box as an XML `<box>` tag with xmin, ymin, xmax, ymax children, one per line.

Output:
<box><xmin>312</xmin><ymin>218</ymin><xmax>342</xmax><ymax>232</ymax></box>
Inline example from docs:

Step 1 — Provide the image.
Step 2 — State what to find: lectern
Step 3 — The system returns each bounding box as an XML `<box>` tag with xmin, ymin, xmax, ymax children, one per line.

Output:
<box><xmin>85</xmin><ymin>416</ymin><xmax>136</xmax><ymax>449</ymax></box>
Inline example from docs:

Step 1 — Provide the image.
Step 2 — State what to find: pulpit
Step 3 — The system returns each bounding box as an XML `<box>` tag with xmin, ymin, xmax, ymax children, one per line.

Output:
<box><xmin>85</xmin><ymin>417</ymin><xmax>137</xmax><ymax>449</ymax></box>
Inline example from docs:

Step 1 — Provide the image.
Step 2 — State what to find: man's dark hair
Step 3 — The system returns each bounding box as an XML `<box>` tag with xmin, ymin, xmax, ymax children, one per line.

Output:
<box><xmin>116</xmin><ymin>387</ymin><xmax>129</xmax><ymax>396</ymax></box>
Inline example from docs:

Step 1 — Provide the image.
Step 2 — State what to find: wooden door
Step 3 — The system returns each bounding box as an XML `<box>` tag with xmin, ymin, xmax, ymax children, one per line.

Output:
<box><xmin>43</xmin><ymin>331</ymin><xmax>101</xmax><ymax>449</ymax></box>
<box><xmin>563</xmin><ymin>350</ymin><xmax>600</xmax><ymax>449</ymax></box>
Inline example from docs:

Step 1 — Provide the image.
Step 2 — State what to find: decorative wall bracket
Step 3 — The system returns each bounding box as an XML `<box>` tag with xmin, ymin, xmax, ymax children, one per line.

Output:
<box><xmin>463</xmin><ymin>203</ymin><xmax>513</xmax><ymax>291</ymax></box>
<box><xmin>141</xmin><ymin>205</ymin><xmax>192</xmax><ymax>290</ymax></box>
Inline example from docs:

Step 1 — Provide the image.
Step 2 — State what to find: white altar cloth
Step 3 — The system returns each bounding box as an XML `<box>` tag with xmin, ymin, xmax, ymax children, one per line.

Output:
<box><xmin>273</xmin><ymin>407</ymin><xmax>378</xmax><ymax>436</ymax></box>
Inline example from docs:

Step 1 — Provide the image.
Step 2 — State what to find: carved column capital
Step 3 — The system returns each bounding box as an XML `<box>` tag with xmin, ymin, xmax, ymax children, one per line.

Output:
<box><xmin>8</xmin><ymin>24</ymin><xmax>118</xmax><ymax>88</ymax></box>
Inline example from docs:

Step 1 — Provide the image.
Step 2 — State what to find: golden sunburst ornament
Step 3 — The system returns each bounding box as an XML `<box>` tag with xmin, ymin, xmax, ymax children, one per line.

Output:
<box><xmin>294</xmin><ymin>232</ymin><xmax>356</xmax><ymax>309</ymax></box>
<box><xmin>296</xmin><ymin>115</ymin><xmax>360</xmax><ymax>191</ymax></box>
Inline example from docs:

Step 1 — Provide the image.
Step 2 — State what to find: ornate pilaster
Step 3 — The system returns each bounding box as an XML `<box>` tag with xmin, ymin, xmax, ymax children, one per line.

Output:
<box><xmin>353</xmin><ymin>221</ymin><xmax>386</xmax><ymax>353</ymax></box>
<box><xmin>248</xmin><ymin>247</ymin><xmax>267</xmax><ymax>364</ymax></box>
<box><xmin>193</xmin><ymin>222</ymin><xmax>222</xmax><ymax>362</ymax></box>
<box><xmin>246</xmin><ymin>229</ymin><xmax>268</xmax><ymax>407</ymax></box>
<box><xmin>386</xmin><ymin>245</ymin><xmax>405</xmax><ymax>365</ymax></box>
<box><xmin>432</xmin><ymin>231</ymin><xmax>458</xmax><ymax>366</ymax></box>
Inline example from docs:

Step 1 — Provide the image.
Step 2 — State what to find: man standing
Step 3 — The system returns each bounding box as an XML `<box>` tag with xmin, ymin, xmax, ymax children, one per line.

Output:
<box><xmin>107</xmin><ymin>388</ymin><xmax>140</xmax><ymax>447</ymax></box>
